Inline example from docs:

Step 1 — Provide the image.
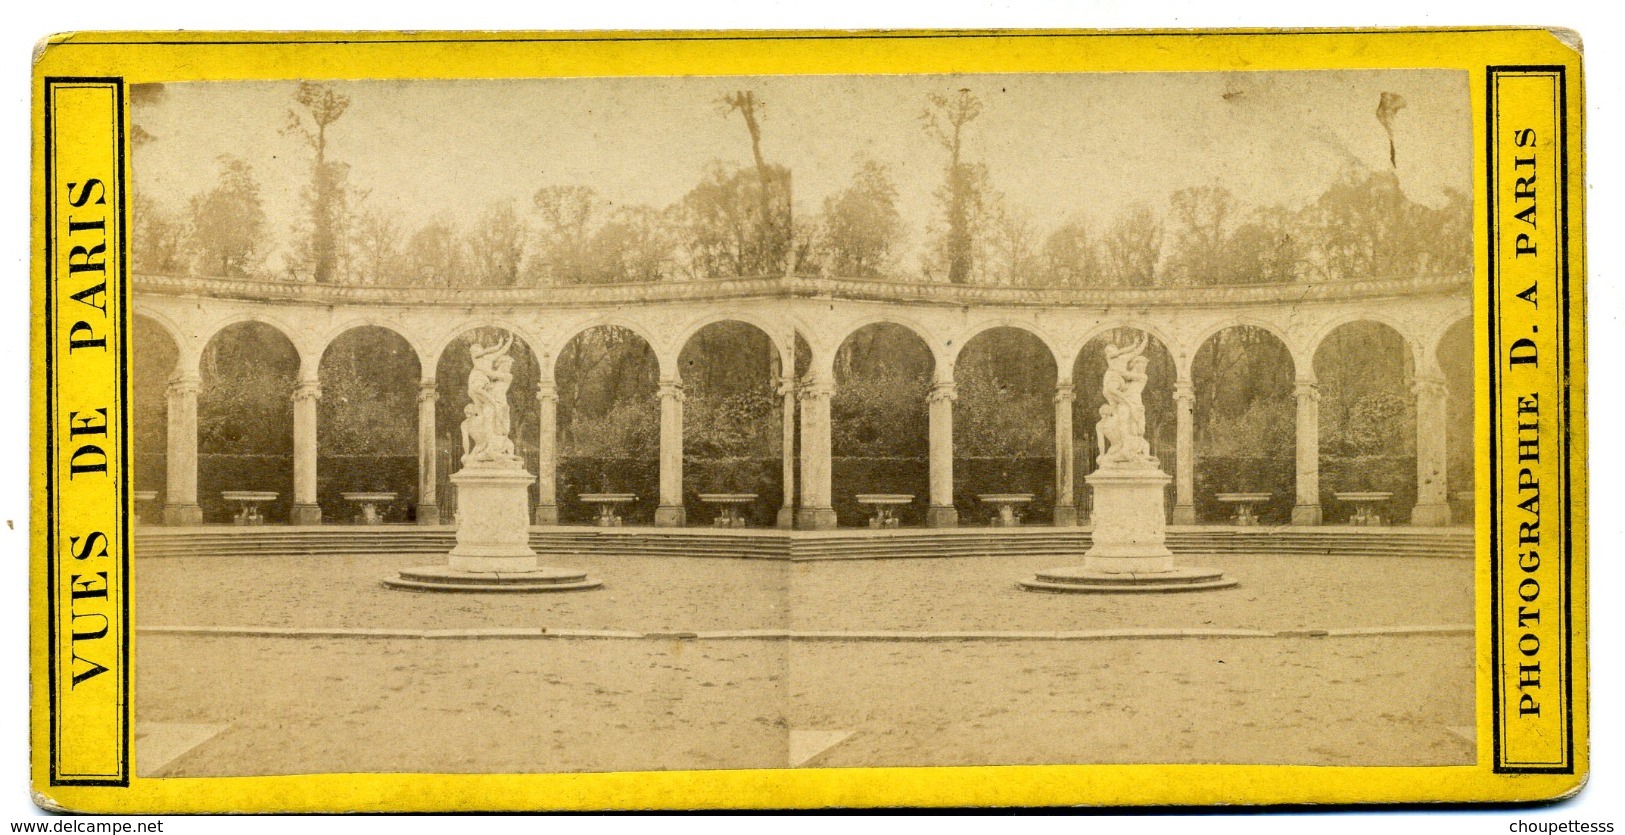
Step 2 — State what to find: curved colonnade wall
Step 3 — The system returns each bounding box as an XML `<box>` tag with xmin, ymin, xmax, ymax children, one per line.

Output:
<box><xmin>132</xmin><ymin>272</ymin><xmax>1471</xmax><ymax>529</ymax></box>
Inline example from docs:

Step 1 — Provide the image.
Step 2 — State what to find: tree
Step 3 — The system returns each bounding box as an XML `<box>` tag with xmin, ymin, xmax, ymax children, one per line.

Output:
<box><xmin>1301</xmin><ymin>169</ymin><xmax>1423</xmax><ymax>281</ymax></box>
<box><xmin>921</xmin><ymin>89</ymin><xmax>986</xmax><ymax>284</ymax></box>
<box><xmin>1042</xmin><ymin>218</ymin><xmax>1101</xmax><ymax>287</ymax></box>
<box><xmin>983</xmin><ymin>201</ymin><xmax>1040</xmax><ymax>285</ymax></box>
<box><xmin>530</xmin><ymin>185</ymin><xmax>599</xmax><ymax>284</ymax></box>
<box><xmin>401</xmin><ymin>217</ymin><xmax>464</xmax><ymax>286</ymax></box>
<box><xmin>1165</xmin><ymin>184</ymin><xmax>1238</xmax><ymax>285</ymax></box>
<box><xmin>720</xmin><ymin>90</ymin><xmax>792</xmax><ymax>274</ymax></box>
<box><xmin>1100</xmin><ymin>204</ymin><xmax>1164</xmax><ymax>287</ymax></box>
<box><xmin>529</xmin><ymin>186</ymin><xmax>671</xmax><ymax>284</ymax></box>
<box><xmin>466</xmin><ymin>200</ymin><xmax>528</xmax><ymax>287</ymax></box>
<box><xmin>132</xmin><ymin>196</ymin><xmax>190</xmax><ymax>275</ymax></box>
<box><xmin>816</xmin><ymin>159</ymin><xmax>903</xmax><ymax>277</ymax></box>
<box><xmin>1226</xmin><ymin>206</ymin><xmax>1306</xmax><ymax>284</ymax></box>
<box><xmin>587</xmin><ymin>205</ymin><xmax>671</xmax><ymax>284</ymax></box>
<box><xmin>187</xmin><ymin>155</ymin><xmax>266</xmax><ymax>277</ymax></box>
<box><xmin>349</xmin><ymin>206</ymin><xmax>406</xmax><ymax>285</ymax></box>
<box><xmin>284</xmin><ymin>82</ymin><xmax>352</xmax><ymax>283</ymax></box>
<box><xmin>673</xmin><ymin>163</ymin><xmax>792</xmax><ymax>279</ymax></box>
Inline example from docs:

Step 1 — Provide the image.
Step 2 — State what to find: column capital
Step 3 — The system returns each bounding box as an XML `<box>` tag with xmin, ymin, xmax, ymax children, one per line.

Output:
<box><xmin>1411</xmin><ymin>375</ymin><xmax>1449</xmax><ymax>399</ymax></box>
<box><xmin>293</xmin><ymin>380</ymin><xmax>322</xmax><ymax>403</ymax></box>
<box><xmin>1053</xmin><ymin>382</ymin><xmax>1076</xmax><ymax>404</ymax></box>
<box><xmin>773</xmin><ymin>375</ymin><xmax>797</xmax><ymax>398</ymax></box>
<box><xmin>928</xmin><ymin>381</ymin><xmax>958</xmax><ymax>403</ymax></box>
<box><xmin>798</xmin><ymin>377</ymin><xmax>835</xmax><ymax>401</ymax></box>
<box><xmin>536</xmin><ymin>380</ymin><xmax>559</xmax><ymax>402</ymax></box>
<box><xmin>658</xmin><ymin>378</ymin><xmax>686</xmax><ymax>403</ymax></box>
<box><xmin>1294</xmin><ymin>379</ymin><xmax>1320</xmax><ymax>402</ymax></box>
<box><xmin>166</xmin><ymin>374</ymin><xmax>201</xmax><ymax>398</ymax></box>
<box><xmin>1173</xmin><ymin>381</ymin><xmax>1195</xmax><ymax>402</ymax></box>
<box><xmin>417</xmin><ymin>379</ymin><xmax>438</xmax><ymax>404</ymax></box>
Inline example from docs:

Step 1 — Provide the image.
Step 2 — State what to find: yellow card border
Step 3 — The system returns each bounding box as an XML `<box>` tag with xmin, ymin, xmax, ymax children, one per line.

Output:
<box><xmin>30</xmin><ymin>27</ymin><xmax>1588</xmax><ymax>812</ymax></box>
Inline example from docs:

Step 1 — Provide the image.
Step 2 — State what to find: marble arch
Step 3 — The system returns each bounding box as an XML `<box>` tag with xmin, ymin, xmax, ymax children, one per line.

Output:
<box><xmin>947</xmin><ymin>320</ymin><xmax>1063</xmax><ymax>375</ymax></box>
<box><xmin>822</xmin><ymin>314</ymin><xmax>943</xmax><ymax>380</ymax></box>
<box><xmin>132</xmin><ymin>272</ymin><xmax>1471</xmax><ymax>529</ymax></box>
<box><xmin>547</xmin><ymin>316</ymin><xmax>666</xmax><ymax>380</ymax></box>
<box><xmin>1308</xmin><ymin>315</ymin><xmax>1421</xmax><ymax>378</ymax></box>
<box><xmin>672</xmin><ymin>312</ymin><xmax>796</xmax><ymax>377</ymax></box>
<box><xmin>195</xmin><ymin>312</ymin><xmax>308</xmax><ymax>375</ymax></box>
<box><xmin>317</xmin><ymin>320</ymin><xmax>430</xmax><ymax>374</ymax></box>
<box><xmin>1185</xmin><ymin>317</ymin><xmax>1300</xmax><ymax>383</ymax></box>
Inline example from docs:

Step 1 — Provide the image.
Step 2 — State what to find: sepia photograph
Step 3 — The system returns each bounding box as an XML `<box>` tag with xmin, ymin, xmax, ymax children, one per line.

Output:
<box><xmin>124</xmin><ymin>69</ymin><xmax>1476</xmax><ymax>777</ymax></box>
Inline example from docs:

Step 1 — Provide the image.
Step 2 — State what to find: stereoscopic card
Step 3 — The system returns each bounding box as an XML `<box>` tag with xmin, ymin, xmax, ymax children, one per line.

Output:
<box><xmin>29</xmin><ymin>28</ymin><xmax>1586</xmax><ymax>811</ymax></box>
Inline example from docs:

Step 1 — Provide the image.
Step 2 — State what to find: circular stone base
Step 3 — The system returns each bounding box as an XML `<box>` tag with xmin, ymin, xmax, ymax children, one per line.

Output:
<box><xmin>384</xmin><ymin>565</ymin><xmax>602</xmax><ymax>593</ymax></box>
<box><xmin>1020</xmin><ymin>565</ymin><xmax>1237</xmax><ymax>594</ymax></box>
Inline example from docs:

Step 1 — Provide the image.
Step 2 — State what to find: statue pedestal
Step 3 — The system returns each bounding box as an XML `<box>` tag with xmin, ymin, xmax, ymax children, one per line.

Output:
<box><xmin>1021</xmin><ymin>465</ymin><xmax>1236</xmax><ymax>594</ymax></box>
<box><xmin>447</xmin><ymin>468</ymin><xmax>539</xmax><ymax>572</ymax></box>
<box><xmin>386</xmin><ymin>466</ymin><xmax>601</xmax><ymax>593</ymax></box>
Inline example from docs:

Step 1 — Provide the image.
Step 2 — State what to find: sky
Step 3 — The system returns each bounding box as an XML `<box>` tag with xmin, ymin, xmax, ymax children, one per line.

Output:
<box><xmin>132</xmin><ymin>69</ymin><xmax>1471</xmax><ymax>271</ymax></box>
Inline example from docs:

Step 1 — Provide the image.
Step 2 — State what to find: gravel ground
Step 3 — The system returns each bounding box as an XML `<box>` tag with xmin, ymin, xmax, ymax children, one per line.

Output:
<box><xmin>135</xmin><ymin>552</ymin><xmax>1471</xmax><ymax>633</ymax></box>
<box><xmin>134</xmin><ymin>552</ymin><xmax>1475</xmax><ymax>777</ymax></box>
<box><xmin>136</xmin><ymin>633</ymin><xmax>1473</xmax><ymax>776</ymax></box>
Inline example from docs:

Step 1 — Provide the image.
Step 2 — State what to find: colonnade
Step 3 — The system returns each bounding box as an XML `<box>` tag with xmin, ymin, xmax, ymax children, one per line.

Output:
<box><xmin>154</xmin><ymin>348</ymin><xmax>1457</xmax><ymax>529</ymax></box>
<box><xmin>135</xmin><ymin>272</ymin><xmax>1470</xmax><ymax>529</ymax></box>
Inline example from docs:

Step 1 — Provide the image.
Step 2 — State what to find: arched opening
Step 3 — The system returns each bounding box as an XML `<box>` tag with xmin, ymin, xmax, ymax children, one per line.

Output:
<box><xmin>831</xmin><ymin>322</ymin><xmax>933</xmax><ymax>526</ymax></box>
<box><xmin>678</xmin><ymin>321</ymin><xmax>783</xmax><ymax>526</ymax></box>
<box><xmin>555</xmin><ymin>326</ymin><xmax>659</xmax><ymax>524</ymax></box>
<box><xmin>1073</xmin><ymin>328</ymin><xmax>1178</xmax><ymax>519</ymax></box>
<box><xmin>1439</xmin><ymin>318</ymin><xmax>1474</xmax><ymax>525</ymax></box>
<box><xmin>318</xmin><ymin>326</ymin><xmax>421</xmax><ymax>523</ymax></box>
<box><xmin>1192</xmin><ymin>325</ymin><xmax>1296</xmax><ymax>523</ymax></box>
<box><xmin>434</xmin><ymin>328</ymin><xmax>540</xmax><ymax>524</ymax></box>
<box><xmin>198</xmin><ymin>321</ymin><xmax>299</xmax><ymax>522</ymax></box>
<box><xmin>132</xmin><ymin>316</ymin><xmax>179</xmax><ymax>513</ymax></box>
<box><xmin>1313</xmin><ymin>320</ymin><xmax>1417</xmax><ymax>524</ymax></box>
<box><xmin>954</xmin><ymin>327</ymin><xmax>1057</xmax><ymax>524</ymax></box>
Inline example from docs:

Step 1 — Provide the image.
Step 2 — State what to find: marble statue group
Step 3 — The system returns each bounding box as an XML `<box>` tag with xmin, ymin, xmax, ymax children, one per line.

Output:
<box><xmin>460</xmin><ymin>335</ymin><xmax>523</xmax><ymax>469</ymax></box>
<box><xmin>1095</xmin><ymin>334</ymin><xmax>1156</xmax><ymax>470</ymax></box>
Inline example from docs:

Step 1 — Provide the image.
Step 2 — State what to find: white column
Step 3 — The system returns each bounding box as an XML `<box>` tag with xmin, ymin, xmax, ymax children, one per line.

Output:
<box><xmin>290</xmin><ymin>378</ymin><xmax>323</xmax><ymax>525</ymax></box>
<box><xmin>1291</xmin><ymin>378</ymin><xmax>1322</xmax><ymax>525</ymax></box>
<box><xmin>927</xmin><ymin>379</ymin><xmax>958</xmax><ymax>528</ymax></box>
<box><xmin>162</xmin><ymin>373</ymin><xmax>202</xmax><ymax>525</ymax></box>
<box><xmin>776</xmin><ymin>374</ymin><xmax>797</xmax><ymax>529</ymax></box>
<box><xmin>795</xmin><ymin>375</ymin><xmax>837</xmax><ymax>529</ymax></box>
<box><xmin>414</xmin><ymin>378</ymin><xmax>440</xmax><ymax>525</ymax></box>
<box><xmin>1172</xmin><ymin>380</ymin><xmax>1197</xmax><ymax>524</ymax></box>
<box><xmin>534</xmin><ymin>381</ymin><xmax>559</xmax><ymax>525</ymax></box>
<box><xmin>1053</xmin><ymin>382</ymin><xmax>1077</xmax><ymax>526</ymax></box>
<box><xmin>1411</xmin><ymin>375</ymin><xmax>1452</xmax><ymax>526</ymax></box>
<box><xmin>654</xmin><ymin>378</ymin><xmax>686</xmax><ymax>527</ymax></box>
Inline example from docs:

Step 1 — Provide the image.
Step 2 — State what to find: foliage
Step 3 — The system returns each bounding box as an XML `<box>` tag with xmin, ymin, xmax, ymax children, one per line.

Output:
<box><xmin>401</xmin><ymin>216</ymin><xmax>465</xmax><ymax>286</ymax></box>
<box><xmin>283</xmin><ymin>83</ymin><xmax>353</xmax><ymax>283</ymax></box>
<box><xmin>197</xmin><ymin>323</ymin><xmax>298</xmax><ymax>456</ymax></box>
<box><xmin>132</xmin><ymin>196</ymin><xmax>190</xmax><ymax>275</ymax></box>
<box><xmin>349</xmin><ymin>205</ymin><xmax>406</xmax><ymax>285</ymax></box>
<box><xmin>673</xmin><ymin>163</ymin><xmax>792</xmax><ymax>279</ymax></box>
<box><xmin>814</xmin><ymin>159</ymin><xmax>903</xmax><ymax>277</ymax></box>
<box><xmin>143</xmin><ymin>85</ymin><xmax>1472</xmax><ymax>291</ymax></box>
<box><xmin>1041</xmin><ymin>218</ymin><xmax>1101</xmax><ymax>287</ymax></box>
<box><xmin>529</xmin><ymin>186</ymin><xmax>672</xmax><ymax>284</ymax></box>
<box><xmin>558</xmin><ymin>326</ymin><xmax>660</xmax><ymax>458</ymax></box>
<box><xmin>1192</xmin><ymin>326</ymin><xmax>1295</xmax><ymax>461</ymax></box>
<box><xmin>465</xmin><ymin>200</ymin><xmax>528</xmax><ymax>287</ymax></box>
<box><xmin>187</xmin><ymin>156</ymin><xmax>267</xmax><ymax>277</ymax></box>
<box><xmin>317</xmin><ymin>329</ymin><xmax>418</xmax><ymax>456</ymax></box>
<box><xmin>921</xmin><ymin>89</ymin><xmax>986</xmax><ymax>284</ymax></box>
<box><xmin>1100</xmin><ymin>204</ymin><xmax>1164</xmax><ymax>287</ymax></box>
